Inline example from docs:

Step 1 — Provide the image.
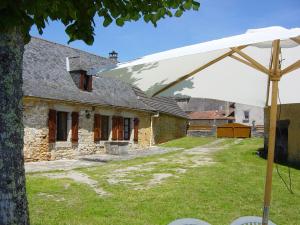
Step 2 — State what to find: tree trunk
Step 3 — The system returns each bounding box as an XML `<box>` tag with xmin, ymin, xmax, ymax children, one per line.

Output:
<box><xmin>0</xmin><ymin>28</ymin><xmax>29</xmax><ymax>224</ymax></box>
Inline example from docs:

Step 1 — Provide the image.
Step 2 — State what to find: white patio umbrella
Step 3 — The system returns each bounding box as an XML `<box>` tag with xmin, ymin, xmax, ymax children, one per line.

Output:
<box><xmin>100</xmin><ymin>26</ymin><xmax>300</xmax><ymax>224</ymax></box>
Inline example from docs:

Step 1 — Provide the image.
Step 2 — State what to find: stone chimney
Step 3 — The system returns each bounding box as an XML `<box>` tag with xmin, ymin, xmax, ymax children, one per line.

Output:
<box><xmin>109</xmin><ymin>50</ymin><xmax>118</xmax><ymax>62</ymax></box>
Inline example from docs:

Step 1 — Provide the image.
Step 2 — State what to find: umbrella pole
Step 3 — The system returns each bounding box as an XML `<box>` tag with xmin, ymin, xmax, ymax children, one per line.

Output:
<box><xmin>262</xmin><ymin>79</ymin><xmax>279</xmax><ymax>225</ymax></box>
<box><xmin>262</xmin><ymin>40</ymin><xmax>281</xmax><ymax>225</ymax></box>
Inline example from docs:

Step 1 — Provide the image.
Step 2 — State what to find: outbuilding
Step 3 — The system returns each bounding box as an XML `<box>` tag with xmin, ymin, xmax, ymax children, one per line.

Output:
<box><xmin>264</xmin><ymin>104</ymin><xmax>300</xmax><ymax>165</ymax></box>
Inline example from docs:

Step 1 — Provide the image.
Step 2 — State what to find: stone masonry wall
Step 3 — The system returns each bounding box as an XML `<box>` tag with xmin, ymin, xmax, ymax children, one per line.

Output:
<box><xmin>23</xmin><ymin>99</ymin><xmax>50</xmax><ymax>161</ymax></box>
<box><xmin>136</xmin><ymin>112</ymin><xmax>152</xmax><ymax>148</ymax></box>
<box><xmin>23</xmin><ymin>98</ymin><xmax>153</xmax><ymax>161</ymax></box>
<box><xmin>152</xmin><ymin>114</ymin><xmax>187</xmax><ymax>144</ymax></box>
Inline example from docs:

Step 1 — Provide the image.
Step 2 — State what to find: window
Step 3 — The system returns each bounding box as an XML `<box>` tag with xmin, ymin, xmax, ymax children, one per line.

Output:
<box><xmin>123</xmin><ymin>118</ymin><xmax>131</xmax><ymax>140</ymax></box>
<box><xmin>57</xmin><ymin>111</ymin><xmax>68</xmax><ymax>141</ymax></box>
<box><xmin>101</xmin><ymin>116</ymin><xmax>109</xmax><ymax>140</ymax></box>
<box><xmin>243</xmin><ymin>110</ymin><xmax>250</xmax><ymax>123</ymax></box>
<box><xmin>112</xmin><ymin>116</ymin><xmax>122</xmax><ymax>140</ymax></box>
<box><xmin>79</xmin><ymin>72</ymin><xmax>92</xmax><ymax>91</ymax></box>
<box><xmin>83</xmin><ymin>75</ymin><xmax>90</xmax><ymax>91</ymax></box>
<box><xmin>133</xmin><ymin>118</ymin><xmax>139</xmax><ymax>143</ymax></box>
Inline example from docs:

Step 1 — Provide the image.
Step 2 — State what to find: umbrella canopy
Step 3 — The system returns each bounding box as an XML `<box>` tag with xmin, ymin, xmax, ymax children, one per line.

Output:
<box><xmin>100</xmin><ymin>26</ymin><xmax>300</xmax><ymax>225</ymax></box>
<box><xmin>100</xmin><ymin>26</ymin><xmax>300</xmax><ymax>107</ymax></box>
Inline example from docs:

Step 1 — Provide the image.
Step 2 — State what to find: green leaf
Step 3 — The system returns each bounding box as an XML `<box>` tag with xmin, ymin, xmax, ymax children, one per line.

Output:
<box><xmin>175</xmin><ymin>9</ymin><xmax>183</xmax><ymax>17</ymax></box>
<box><xmin>183</xmin><ymin>1</ymin><xmax>192</xmax><ymax>10</ymax></box>
<box><xmin>159</xmin><ymin>8</ymin><xmax>166</xmax><ymax>16</ymax></box>
<box><xmin>132</xmin><ymin>13</ymin><xmax>141</xmax><ymax>21</ymax></box>
<box><xmin>166</xmin><ymin>10</ymin><xmax>173</xmax><ymax>17</ymax></box>
<box><xmin>192</xmin><ymin>1</ymin><xmax>200</xmax><ymax>10</ymax></box>
<box><xmin>116</xmin><ymin>18</ymin><xmax>124</xmax><ymax>26</ymax></box>
<box><xmin>103</xmin><ymin>16</ymin><xmax>113</xmax><ymax>27</ymax></box>
<box><xmin>144</xmin><ymin>14</ymin><xmax>151</xmax><ymax>23</ymax></box>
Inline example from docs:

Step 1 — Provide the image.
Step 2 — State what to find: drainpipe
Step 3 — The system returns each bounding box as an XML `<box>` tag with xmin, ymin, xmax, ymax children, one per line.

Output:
<box><xmin>150</xmin><ymin>112</ymin><xmax>159</xmax><ymax>147</ymax></box>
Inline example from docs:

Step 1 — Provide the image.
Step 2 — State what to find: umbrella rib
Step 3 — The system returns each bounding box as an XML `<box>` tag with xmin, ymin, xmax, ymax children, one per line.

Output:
<box><xmin>291</xmin><ymin>37</ymin><xmax>300</xmax><ymax>45</ymax></box>
<box><xmin>229</xmin><ymin>54</ymin><xmax>269</xmax><ymax>75</ymax></box>
<box><xmin>152</xmin><ymin>45</ymin><xmax>247</xmax><ymax>97</ymax></box>
<box><xmin>281</xmin><ymin>60</ymin><xmax>300</xmax><ymax>76</ymax></box>
<box><xmin>230</xmin><ymin>47</ymin><xmax>269</xmax><ymax>74</ymax></box>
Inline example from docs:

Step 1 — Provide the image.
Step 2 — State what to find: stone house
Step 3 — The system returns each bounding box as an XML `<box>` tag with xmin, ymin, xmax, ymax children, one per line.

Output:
<box><xmin>22</xmin><ymin>38</ymin><xmax>188</xmax><ymax>162</ymax></box>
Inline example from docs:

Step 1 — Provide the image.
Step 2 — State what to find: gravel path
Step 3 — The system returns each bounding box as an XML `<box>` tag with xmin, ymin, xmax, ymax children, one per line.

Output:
<box><xmin>25</xmin><ymin>146</ymin><xmax>182</xmax><ymax>173</ymax></box>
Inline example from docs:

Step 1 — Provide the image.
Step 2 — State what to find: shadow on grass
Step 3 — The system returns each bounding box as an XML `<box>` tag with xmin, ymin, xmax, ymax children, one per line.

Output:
<box><xmin>79</xmin><ymin>158</ymin><xmax>109</xmax><ymax>163</ymax></box>
<box><xmin>256</xmin><ymin>148</ymin><xmax>300</xmax><ymax>170</ymax></box>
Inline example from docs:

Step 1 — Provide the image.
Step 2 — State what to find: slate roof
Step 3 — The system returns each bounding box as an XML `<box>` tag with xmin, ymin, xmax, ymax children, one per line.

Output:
<box><xmin>23</xmin><ymin>37</ymin><xmax>152</xmax><ymax>111</ymax></box>
<box><xmin>132</xmin><ymin>87</ymin><xmax>188</xmax><ymax>118</ymax></box>
<box><xmin>23</xmin><ymin>37</ymin><xmax>187</xmax><ymax>118</ymax></box>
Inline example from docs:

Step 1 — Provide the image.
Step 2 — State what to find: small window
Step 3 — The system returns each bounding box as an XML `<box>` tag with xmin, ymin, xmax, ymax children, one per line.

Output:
<box><xmin>79</xmin><ymin>72</ymin><xmax>92</xmax><ymax>91</ymax></box>
<box><xmin>101</xmin><ymin>116</ymin><xmax>109</xmax><ymax>140</ymax></box>
<box><xmin>83</xmin><ymin>75</ymin><xmax>90</xmax><ymax>91</ymax></box>
<box><xmin>124</xmin><ymin>118</ymin><xmax>131</xmax><ymax>140</ymax></box>
<box><xmin>57</xmin><ymin>111</ymin><xmax>68</xmax><ymax>141</ymax></box>
<box><xmin>243</xmin><ymin>110</ymin><xmax>250</xmax><ymax>123</ymax></box>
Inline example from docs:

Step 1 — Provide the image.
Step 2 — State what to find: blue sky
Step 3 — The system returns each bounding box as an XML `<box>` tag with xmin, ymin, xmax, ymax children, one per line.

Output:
<box><xmin>30</xmin><ymin>0</ymin><xmax>300</xmax><ymax>62</ymax></box>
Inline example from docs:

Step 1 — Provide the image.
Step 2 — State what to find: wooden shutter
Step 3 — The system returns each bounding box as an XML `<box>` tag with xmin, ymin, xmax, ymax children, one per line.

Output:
<box><xmin>87</xmin><ymin>76</ymin><xmax>93</xmax><ymax>91</ymax></box>
<box><xmin>71</xmin><ymin>112</ymin><xmax>79</xmax><ymax>143</ymax></box>
<box><xmin>48</xmin><ymin>109</ymin><xmax>56</xmax><ymax>143</ymax></box>
<box><xmin>79</xmin><ymin>72</ymin><xmax>85</xmax><ymax>90</ymax></box>
<box><xmin>94</xmin><ymin>114</ymin><xmax>101</xmax><ymax>142</ymax></box>
<box><xmin>134</xmin><ymin>118</ymin><xmax>139</xmax><ymax>143</ymax></box>
<box><xmin>117</xmin><ymin>117</ymin><xmax>124</xmax><ymax>140</ymax></box>
<box><xmin>112</xmin><ymin>116</ymin><xmax>118</xmax><ymax>140</ymax></box>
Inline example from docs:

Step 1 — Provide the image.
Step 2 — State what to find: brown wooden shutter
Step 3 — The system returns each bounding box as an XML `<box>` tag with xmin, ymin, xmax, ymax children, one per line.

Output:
<box><xmin>117</xmin><ymin>117</ymin><xmax>124</xmax><ymax>140</ymax></box>
<box><xmin>87</xmin><ymin>76</ymin><xmax>93</xmax><ymax>91</ymax></box>
<box><xmin>134</xmin><ymin>118</ymin><xmax>139</xmax><ymax>143</ymax></box>
<box><xmin>112</xmin><ymin>116</ymin><xmax>118</xmax><ymax>140</ymax></box>
<box><xmin>79</xmin><ymin>72</ymin><xmax>85</xmax><ymax>90</ymax></box>
<box><xmin>94</xmin><ymin>114</ymin><xmax>101</xmax><ymax>142</ymax></box>
<box><xmin>48</xmin><ymin>109</ymin><xmax>56</xmax><ymax>143</ymax></box>
<box><xmin>71</xmin><ymin>112</ymin><xmax>79</xmax><ymax>143</ymax></box>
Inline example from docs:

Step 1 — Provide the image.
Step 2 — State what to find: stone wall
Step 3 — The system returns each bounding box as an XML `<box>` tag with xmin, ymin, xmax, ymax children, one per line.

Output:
<box><xmin>135</xmin><ymin>112</ymin><xmax>152</xmax><ymax>148</ymax></box>
<box><xmin>265</xmin><ymin>104</ymin><xmax>300</xmax><ymax>165</ymax></box>
<box><xmin>23</xmin><ymin>98</ymin><xmax>152</xmax><ymax>161</ymax></box>
<box><xmin>23</xmin><ymin>99</ymin><xmax>50</xmax><ymax>161</ymax></box>
<box><xmin>152</xmin><ymin>114</ymin><xmax>187</xmax><ymax>144</ymax></box>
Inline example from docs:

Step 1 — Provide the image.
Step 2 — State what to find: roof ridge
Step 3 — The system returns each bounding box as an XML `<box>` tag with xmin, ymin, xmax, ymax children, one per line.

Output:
<box><xmin>30</xmin><ymin>36</ymin><xmax>111</xmax><ymax>60</ymax></box>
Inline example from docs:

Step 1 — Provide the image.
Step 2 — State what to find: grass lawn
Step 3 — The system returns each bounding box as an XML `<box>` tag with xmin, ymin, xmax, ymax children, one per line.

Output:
<box><xmin>27</xmin><ymin>137</ymin><xmax>300</xmax><ymax>225</ymax></box>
